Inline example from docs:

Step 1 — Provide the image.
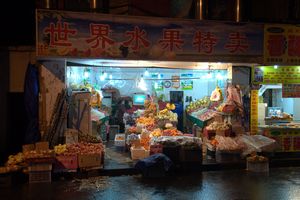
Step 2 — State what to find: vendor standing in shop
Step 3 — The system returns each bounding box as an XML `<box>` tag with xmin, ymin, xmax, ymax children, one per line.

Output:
<box><xmin>115</xmin><ymin>99</ymin><xmax>131</xmax><ymax>133</ymax></box>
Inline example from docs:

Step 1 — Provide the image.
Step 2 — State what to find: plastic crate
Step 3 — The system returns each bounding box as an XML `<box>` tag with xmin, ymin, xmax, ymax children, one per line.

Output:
<box><xmin>29</xmin><ymin>171</ymin><xmax>51</xmax><ymax>183</ymax></box>
<box><xmin>28</xmin><ymin>163</ymin><xmax>52</xmax><ymax>172</ymax></box>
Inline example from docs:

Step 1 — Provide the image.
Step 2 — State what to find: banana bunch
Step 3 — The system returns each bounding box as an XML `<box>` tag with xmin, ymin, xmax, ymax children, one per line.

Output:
<box><xmin>210</xmin><ymin>86</ymin><xmax>223</xmax><ymax>102</ymax></box>
<box><xmin>6</xmin><ymin>153</ymin><xmax>24</xmax><ymax>166</ymax></box>
<box><xmin>54</xmin><ymin>144</ymin><xmax>67</xmax><ymax>154</ymax></box>
<box><xmin>186</xmin><ymin>97</ymin><xmax>210</xmax><ymax>112</ymax></box>
<box><xmin>166</xmin><ymin>103</ymin><xmax>176</xmax><ymax>110</ymax></box>
<box><xmin>157</xmin><ymin>110</ymin><xmax>178</xmax><ymax>121</ymax></box>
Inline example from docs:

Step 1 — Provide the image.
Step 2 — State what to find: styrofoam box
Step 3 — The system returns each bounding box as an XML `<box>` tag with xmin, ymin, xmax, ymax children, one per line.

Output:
<box><xmin>114</xmin><ymin>134</ymin><xmax>126</xmax><ymax>147</ymax></box>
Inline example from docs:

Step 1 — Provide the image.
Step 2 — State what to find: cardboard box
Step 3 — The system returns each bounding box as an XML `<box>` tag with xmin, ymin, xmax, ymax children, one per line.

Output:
<box><xmin>35</xmin><ymin>142</ymin><xmax>49</xmax><ymax>152</ymax></box>
<box><xmin>56</xmin><ymin>154</ymin><xmax>78</xmax><ymax>170</ymax></box>
<box><xmin>22</xmin><ymin>144</ymin><xmax>35</xmax><ymax>153</ymax></box>
<box><xmin>130</xmin><ymin>147</ymin><xmax>149</xmax><ymax>160</ymax></box>
<box><xmin>65</xmin><ymin>129</ymin><xmax>79</xmax><ymax>144</ymax></box>
<box><xmin>78</xmin><ymin>153</ymin><xmax>102</xmax><ymax>168</ymax></box>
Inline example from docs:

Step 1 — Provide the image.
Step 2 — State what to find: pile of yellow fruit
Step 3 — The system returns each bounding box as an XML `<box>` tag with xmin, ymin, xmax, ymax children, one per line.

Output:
<box><xmin>150</xmin><ymin>128</ymin><xmax>162</xmax><ymax>137</ymax></box>
<box><xmin>143</xmin><ymin>100</ymin><xmax>157</xmax><ymax>117</ymax></box>
<box><xmin>136</xmin><ymin>117</ymin><xmax>155</xmax><ymax>126</ymax></box>
<box><xmin>157</xmin><ymin>109</ymin><xmax>178</xmax><ymax>121</ymax></box>
<box><xmin>6</xmin><ymin>153</ymin><xmax>24</xmax><ymax>166</ymax></box>
<box><xmin>54</xmin><ymin>144</ymin><xmax>67</xmax><ymax>154</ymax></box>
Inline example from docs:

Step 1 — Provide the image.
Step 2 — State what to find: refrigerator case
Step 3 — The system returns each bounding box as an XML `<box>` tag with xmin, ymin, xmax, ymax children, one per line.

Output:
<box><xmin>68</xmin><ymin>91</ymin><xmax>92</xmax><ymax>135</ymax></box>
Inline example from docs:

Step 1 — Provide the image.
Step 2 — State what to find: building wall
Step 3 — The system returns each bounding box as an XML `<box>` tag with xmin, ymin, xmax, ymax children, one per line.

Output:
<box><xmin>9</xmin><ymin>46</ymin><xmax>36</xmax><ymax>92</ymax></box>
<box><xmin>39</xmin><ymin>60</ymin><xmax>66</xmax><ymax>134</ymax></box>
<box><xmin>0</xmin><ymin>48</ymin><xmax>9</xmax><ymax>163</ymax></box>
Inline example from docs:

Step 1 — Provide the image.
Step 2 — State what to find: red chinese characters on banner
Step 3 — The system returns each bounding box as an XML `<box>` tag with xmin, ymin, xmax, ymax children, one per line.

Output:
<box><xmin>288</xmin><ymin>35</ymin><xmax>300</xmax><ymax>57</ymax></box>
<box><xmin>283</xmin><ymin>137</ymin><xmax>292</xmax><ymax>151</ymax></box>
<box><xmin>44</xmin><ymin>22</ymin><xmax>77</xmax><ymax>47</ymax></box>
<box><xmin>86</xmin><ymin>24</ymin><xmax>114</xmax><ymax>49</ymax></box>
<box><xmin>123</xmin><ymin>26</ymin><xmax>150</xmax><ymax>51</ymax></box>
<box><xmin>294</xmin><ymin>137</ymin><xmax>300</xmax><ymax>151</ymax></box>
<box><xmin>159</xmin><ymin>29</ymin><xmax>184</xmax><ymax>51</ymax></box>
<box><xmin>193</xmin><ymin>31</ymin><xmax>218</xmax><ymax>54</ymax></box>
<box><xmin>225</xmin><ymin>32</ymin><xmax>249</xmax><ymax>53</ymax></box>
<box><xmin>267</xmin><ymin>35</ymin><xmax>286</xmax><ymax>56</ymax></box>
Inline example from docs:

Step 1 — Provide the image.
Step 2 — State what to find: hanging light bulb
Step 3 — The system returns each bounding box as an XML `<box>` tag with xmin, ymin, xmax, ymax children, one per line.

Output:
<box><xmin>71</xmin><ymin>71</ymin><xmax>77</xmax><ymax>80</ymax></box>
<box><xmin>216</xmin><ymin>71</ymin><xmax>223</xmax><ymax>80</ymax></box>
<box><xmin>103</xmin><ymin>71</ymin><xmax>107</xmax><ymax>78</ymax></box>
<box><xmin>144</xmin><ymin>68</ymin><xmax>149</xmax><ymax>76</ymax></box>
<box><xmin>100</xmin><ymin>71</ymin><xmax>105</xmax><ymax>81</ymax></box>
<box><xmin>84</xmin><ymin>68</ymin><xmax>90</xmax><ymax>78</ymax></box>
<box><xmin>206</xmin><ymin>71</ymin><xmax>212</xmax><ymax>79</ymax></box>
<box><xmin>139</xmin><ymin>77</ymin><xmax>147</xmax><ymax>91</ymax></box>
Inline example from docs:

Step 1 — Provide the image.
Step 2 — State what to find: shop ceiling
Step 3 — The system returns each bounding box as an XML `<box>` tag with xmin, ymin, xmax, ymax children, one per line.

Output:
<box><xmin>65</xmin><ymin>58</ymin><xmax>256</xmax><ymax>71</ymax></box>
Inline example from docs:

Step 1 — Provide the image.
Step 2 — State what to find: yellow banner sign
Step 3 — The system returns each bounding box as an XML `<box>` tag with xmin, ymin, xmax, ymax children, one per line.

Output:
<box><xmin>282</xmin><ymin>84</ymin><xmax>300</xmax><ymax>98</ymax></box>
<box><xmin>264</xmin><ymin>24</ymin><xmax>300</xmax><ymax>65</ymax></box>
<box><xmin>253</xmin><ymin>66</ymin><xmax>300</xmax><ymax>84</ymax></box>
<box><xmin>250</xmin><ymin>90</ymin><xmax>258</xmax><ymax>135</ymax></box>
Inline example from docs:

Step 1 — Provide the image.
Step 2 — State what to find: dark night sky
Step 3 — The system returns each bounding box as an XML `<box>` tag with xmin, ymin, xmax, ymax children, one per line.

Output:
<box><xmin>0</xmin><ymin>0</ymin><xmax>36</xmax><ymax>46</ymax></box>
<box><xmin>0</xmin><ymin>0</ymin><xmax>298</xmax><ymax>46</ymax></box>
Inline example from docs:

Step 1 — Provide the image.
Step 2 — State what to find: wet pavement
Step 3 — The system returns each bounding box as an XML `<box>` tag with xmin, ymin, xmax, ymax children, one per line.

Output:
<box><xmin>1</xmin><ymin>167</ymin><xmax>300</xmax><ymax>200</ymax></box>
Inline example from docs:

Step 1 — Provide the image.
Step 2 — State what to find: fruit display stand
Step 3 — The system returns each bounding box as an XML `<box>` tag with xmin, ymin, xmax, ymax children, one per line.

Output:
<box><xmin>186</xmin><ymin>114</ymin><xmax>211</xmax><ymax>128</ymax></box>
<box><xmin>151</xmin><ymin>136</ymin><xmax>202</xmax><ymax>164</ymax></box>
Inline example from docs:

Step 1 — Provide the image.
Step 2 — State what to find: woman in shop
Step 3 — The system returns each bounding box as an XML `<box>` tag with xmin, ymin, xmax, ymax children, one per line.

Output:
<box><xmin>115</xmin><ymin>99</ymin><xmax>131</xmax><ymax>133</ymax></box>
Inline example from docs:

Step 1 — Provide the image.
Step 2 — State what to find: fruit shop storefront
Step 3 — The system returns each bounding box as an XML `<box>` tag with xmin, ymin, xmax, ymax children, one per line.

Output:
<box><xmin>35</xmin><ymin>9</ymin><xmax>265</xmax><ymax>170</ymax></box>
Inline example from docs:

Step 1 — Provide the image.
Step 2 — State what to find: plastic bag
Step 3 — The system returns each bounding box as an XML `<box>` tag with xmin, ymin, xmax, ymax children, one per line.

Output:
<box><xmin>236</xmin><ymin>134</ymin><xmax>277</xmax><ymax>157</ymax></box>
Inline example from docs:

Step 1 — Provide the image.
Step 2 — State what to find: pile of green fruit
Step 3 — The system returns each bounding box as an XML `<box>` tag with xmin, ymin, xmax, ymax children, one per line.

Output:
<box><xmin>186</xmin><ymin>96</ymin><xmax>210</xmax><ymax>113</ymax></box>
